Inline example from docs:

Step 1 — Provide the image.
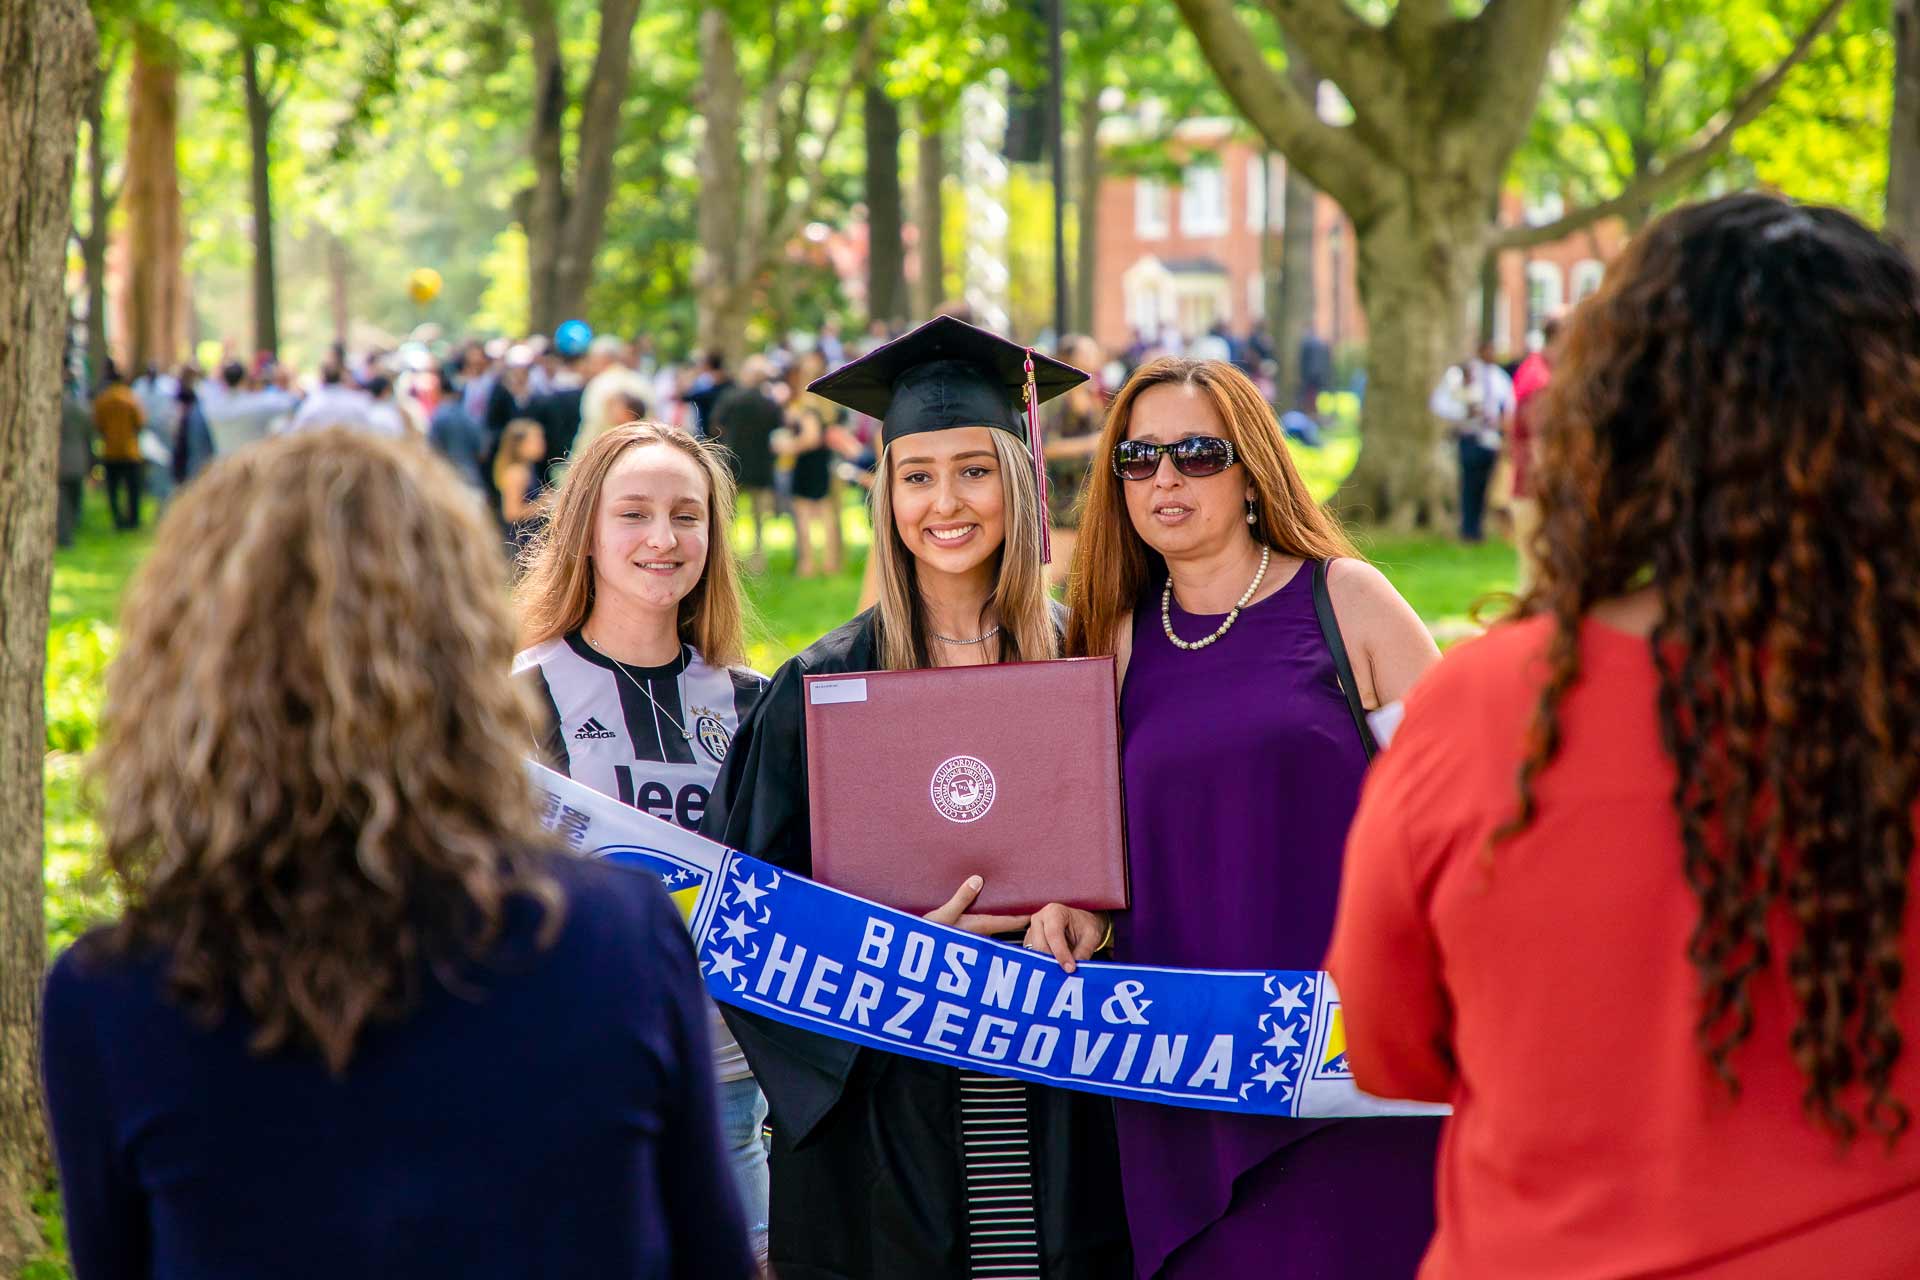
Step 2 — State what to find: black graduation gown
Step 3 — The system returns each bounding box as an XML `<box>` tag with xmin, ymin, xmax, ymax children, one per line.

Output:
<box><xmin>701</xmin><ymin>610</ymin><xmax>1132</xmax><ymax>1280</ymax></box>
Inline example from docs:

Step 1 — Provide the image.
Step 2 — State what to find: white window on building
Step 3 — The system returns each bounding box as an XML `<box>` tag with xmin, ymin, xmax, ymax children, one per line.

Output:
<box><xmin>1247</xmin><ymin>155</ymin><xmax>1284</xmax><ymax>233</ymax></box>
<box><xmin>1570</xmin><ymin>258</ymin><xmax>1605</xmax><ymax>302</ymax></box>
<box><xmin>1523</xmin><ymin>192</ymin><xmax>1566</xmax><ymax>226</ymax></box>
<box><xmin>1180</xmin><ymin>162</ymin><xmax>1227</xmax><ymax>237</ymax></box>
<box><xmin>1174</xmin><ymin>279</ymin><xmax>1228</xmax><ymax>339</ymax></box>
<box><xmin>1526</xmin><ymin>261</ymin><xmax>1565</xmax><ymax>343</ymax></box>
<box><xmin>1135</xmin><ymin>179</ymin><xmax>1169</xmax><ymax>239</ymax></box>
<box><xmin>1122</xmin><ymin>257</ymin><xmax>1174</xmax><ymax>337</ymax></box>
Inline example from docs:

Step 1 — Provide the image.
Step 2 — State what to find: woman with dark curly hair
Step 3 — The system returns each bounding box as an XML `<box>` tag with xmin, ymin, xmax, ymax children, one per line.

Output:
<box><xmin>1328</xmin><ymin>193</ymin><xmax>1920</xmax><ymax>1277</ymax></box>
<box><xmin>41</xmin><ymin>429</ymin><xmax>754</xmax><ymax>1280</ymax></box>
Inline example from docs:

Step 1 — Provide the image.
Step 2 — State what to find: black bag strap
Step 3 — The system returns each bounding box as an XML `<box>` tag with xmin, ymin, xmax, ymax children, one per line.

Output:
<box><xmin>1311</xmin><ymin>558</ymin><xmax>1379</xmax><ymax>761</ymax></box>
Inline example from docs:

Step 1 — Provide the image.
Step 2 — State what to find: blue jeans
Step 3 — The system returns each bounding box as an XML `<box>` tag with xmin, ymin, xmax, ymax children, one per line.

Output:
<box><xmin>719</xmin><ymin>1076</ymin><xmax>769</xmax><ymax>1262</ymax></box>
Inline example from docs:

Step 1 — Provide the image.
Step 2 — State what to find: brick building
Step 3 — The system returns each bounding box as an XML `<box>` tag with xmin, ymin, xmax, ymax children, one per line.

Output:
<box><xmin>1092</xmin><ymin>116</ymin><xmax>1627</xmax><ymax>365</ymax></box>
<box><xmin>1091</xmin><ymin>118</ymin><xmax>1363</xmax><ymax>358</ymax></box>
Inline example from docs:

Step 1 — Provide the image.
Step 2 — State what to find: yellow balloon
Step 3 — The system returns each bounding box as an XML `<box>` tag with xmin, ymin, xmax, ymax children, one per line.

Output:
<box><xmin>407</xmin><ymin>268</ymin><xmax>443</xmax><ymax>305</ymax></box>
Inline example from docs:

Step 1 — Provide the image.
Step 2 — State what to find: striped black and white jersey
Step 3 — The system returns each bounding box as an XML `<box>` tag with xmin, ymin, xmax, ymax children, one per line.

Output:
<box><xmin>516</xmin><ymin>631</ymin><xmax>767</xmax><ymax>1084</ymax></box>
<box><xmin>514</xmin><ymin>631</ymin><xmax>766</xmax><ymax>834</ymax></box>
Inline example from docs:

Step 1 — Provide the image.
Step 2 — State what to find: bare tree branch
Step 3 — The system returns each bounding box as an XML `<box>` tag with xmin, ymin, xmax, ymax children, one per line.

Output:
<box><xmin>1172</xmin><ymin>0</ymin><xmax>1383</xmax><ymax>219</ymax></box>
<box><xmin>1467</xmin><ymin>0</ymin><xmax>1583</xmax><ymax>153</ymax></box>
<box><xmin>747</xmin><ymin>0</ymin><xmax>832</xmax><ymax>271</ymax></box>
<box><xmin>1494</xmin><ymin>0</ymin><xmax>1847</xmax><ymax>249</ymax></box>
<box><xmin>742</xmin><ymin>0</ymin><xmax>786</xmax><ymax>263</ymax></box>
<box><xmin>1256</xmin><ymin>0</ymin><xmax>1391</xmax><ymax>104</ymax></box>
<box><xmin>554</xmin><ymin>0</ymin><xmax>644</xmax><ymax>307</ymax></box>
<box><xmin>1388</xmin><ymin>0</ymin><xmax>1455</xmax><ymax>38</ymax></box>
<box><xmin>764</xmin><ymin>16</ymin><xmax>880</xmax><ymax>256</ymax></box>
<box><xmin>264</xmin><ymin>52</ymin><xmax>293</xmax><ymax>114</ymax></box>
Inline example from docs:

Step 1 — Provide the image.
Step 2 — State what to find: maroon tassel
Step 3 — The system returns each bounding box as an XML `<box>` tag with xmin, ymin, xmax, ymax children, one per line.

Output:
<box><xmin>1025</xmin><ymin>350</ymin><xmax>1051</xmax><ymax>564</ymax></box>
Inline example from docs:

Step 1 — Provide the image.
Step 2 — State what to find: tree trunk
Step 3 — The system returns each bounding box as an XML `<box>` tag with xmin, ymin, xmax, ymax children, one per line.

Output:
<box><xmin>914</xmin><ymin>105</ymin><xmax>948</xmax><ymax>318</ymax></box>
<box><xmin>1333</xmin><ymin>197</ymin><xmax>1483</xmax><ymax>529</ymax></box>
<box><xmin>0</xmin><ymin>0</ymin><xmax>94</xmax><ymax>1267</ymax></box>
<box><xmin>1072</xmin><ymin>84</ymin><xmax>1101</xmax><ymax>336</ymax></box>
<box><xmin>864</xmin><ymin>81</ymin><xmax>907</xmax><ymax>330</ymax></box>
<box><xmin>1477</xmin><ymin>189</ymin><xmax>1502</xmax><ymax>346</ymax></box>
<box><xmin>124</xmin><ymin>24</ymin><xmax>183</xmax><ymax>372</ymax></box>
<box><xmin>82</xmin><ymin>61</ymin><xmax>111</xmax><ymax>384</ymax></box>
<box><xmin>1891</xmin><ymin>0</ymin><xmax>1920</xmax><ymax>249</ymax></box>
<box><xmin>1274</xmin><ymin>53</ymin><xmax>1319</xmax><ymax>409</ymax></box>
<box><xmin>693</xmin><ymin>3</ymin><xmax>745</xmax><ymax>362</ymax></box>
<box><xmin>522</xmin><ymin>0</ymin><xmax>567</xmax><ymax>335</ymax></box>
<box><xmin>241</xmin><ymin>40</ymin><xmax>278</xmax><ymax>358</ymax></box>
<box><xmin>550</xmin><ymin>0</ymin><xmax>642</xmax><ymax>323</ymax></box>
<box><xmin>327</xmin><ymin>229</ymin><xmax>350</xmax><ymax>348</ymax></box>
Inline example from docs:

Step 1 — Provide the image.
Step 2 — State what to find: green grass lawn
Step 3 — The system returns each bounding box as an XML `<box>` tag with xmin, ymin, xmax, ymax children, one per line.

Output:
<box><xmin>29</xmin><ymin>446</ymin><xmax>1512</xmax><ymax>1273</ymax></box>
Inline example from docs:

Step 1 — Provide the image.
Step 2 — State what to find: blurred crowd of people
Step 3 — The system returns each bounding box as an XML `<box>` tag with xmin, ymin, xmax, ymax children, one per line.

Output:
<box><xmin>61</xmin><ymin>310</ymin><xmax>1150</xmax><ymax>593</ymax></box>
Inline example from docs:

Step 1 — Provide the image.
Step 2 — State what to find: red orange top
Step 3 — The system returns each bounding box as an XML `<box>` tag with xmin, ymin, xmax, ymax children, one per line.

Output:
<box><xmin>1327</xmin><ymin>615</ymin><xmax>1920</xmax><ymax>1279</ymax></box>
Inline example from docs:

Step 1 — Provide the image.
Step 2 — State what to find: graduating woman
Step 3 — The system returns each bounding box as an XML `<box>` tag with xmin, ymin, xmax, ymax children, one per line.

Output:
<box><xmin>702</xmin><ymin>317</ymin><xmax>1132</xmax><ymax>1279</ymax></box>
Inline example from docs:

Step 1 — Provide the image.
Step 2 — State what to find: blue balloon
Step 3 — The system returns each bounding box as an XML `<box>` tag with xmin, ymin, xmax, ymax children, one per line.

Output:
<box><xmin>554</xmin><ymin>319</ymin><xmax>593</xmax><ymax>358</ymax></box>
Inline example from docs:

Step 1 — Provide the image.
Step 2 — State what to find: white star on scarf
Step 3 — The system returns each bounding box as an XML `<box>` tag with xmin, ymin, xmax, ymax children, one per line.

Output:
<box><xmin>1270</xmin><ymin>980</ymin><xmax>1307</xmax><ymax>1018</ymax></box>
<box><xmin>707</xmin><ymin>947</ymin><xmax>745</xmax><ymax>982</ymax></box>
<box><xmin>720</xmin><ymin>911</ymin><xmax>757</xmax><ymax>944</ymax></box>
<box><xmin>730</xmin><ymin>874</ymin><xmax>769</xmax><ymax>910</ymax></box>
<box><xmin>1263</xmin><ymin>1021</ymin><xmax>1301</xmax><ymax>1057</ymax></box>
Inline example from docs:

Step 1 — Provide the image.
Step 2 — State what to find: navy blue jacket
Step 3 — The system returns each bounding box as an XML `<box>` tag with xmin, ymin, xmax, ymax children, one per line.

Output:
<box><xmin>41</xmin><ymin>853</ymin><xmax>753</xmax><ymax>1280</ymax></box>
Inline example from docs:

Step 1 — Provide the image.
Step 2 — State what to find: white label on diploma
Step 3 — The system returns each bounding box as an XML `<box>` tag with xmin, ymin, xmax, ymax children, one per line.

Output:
<box><xmin>809</xmin><ymin>678</ymin><xmax>869</xmax><ymax>706</ymax></box>
<box><xmin>1366</xmin><ymin>700</ymin><xmax>1404</xmax><ymax>748</ymax></box>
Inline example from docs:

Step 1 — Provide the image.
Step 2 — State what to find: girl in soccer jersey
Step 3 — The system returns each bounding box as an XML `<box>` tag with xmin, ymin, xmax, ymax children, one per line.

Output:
<box><xmin>512</xmin><ymin>421</ymin><xmax>772</xmax><ymax>1262</ymax></box>
<box><xmin>702</xmin><ymin>317</ymin><xmax>1131</xmax><ymax>1279</ymax></box>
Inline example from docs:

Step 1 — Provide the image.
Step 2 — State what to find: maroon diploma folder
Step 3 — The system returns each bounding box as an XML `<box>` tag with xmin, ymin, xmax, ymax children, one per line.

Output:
<box><xmin>802</xmin><ymin>656</ymin><xmax>1129</xmax><ymax>917</ymax></box>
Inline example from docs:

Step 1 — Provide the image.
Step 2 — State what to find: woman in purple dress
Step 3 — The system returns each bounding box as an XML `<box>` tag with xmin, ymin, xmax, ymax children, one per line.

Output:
<box><xmin>1056</xmin><ymin>358</ymin><xmax>1443</xmax><ymax>1277</ymax></box>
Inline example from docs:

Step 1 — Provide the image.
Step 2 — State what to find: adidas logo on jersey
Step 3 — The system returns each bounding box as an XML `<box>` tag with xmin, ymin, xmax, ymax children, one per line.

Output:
<box><xmin>573</xmin><ymin>717</ymin><xmax>618</xmax><ymax>740</ymax></box>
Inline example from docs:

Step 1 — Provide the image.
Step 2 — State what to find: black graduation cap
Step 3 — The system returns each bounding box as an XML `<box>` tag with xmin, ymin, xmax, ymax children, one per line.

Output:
<box><xmin>807</xmin><ymin>314</ymin><xmax>1088</xmax><ymax>451</ymax></box>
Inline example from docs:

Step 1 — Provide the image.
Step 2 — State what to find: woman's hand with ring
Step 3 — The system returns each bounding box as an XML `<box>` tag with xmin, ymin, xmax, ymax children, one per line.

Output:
<box><xmin>1023</xmin><ymin>904</ymin><xmax>1109</xmax><ymax>973</ymax></box>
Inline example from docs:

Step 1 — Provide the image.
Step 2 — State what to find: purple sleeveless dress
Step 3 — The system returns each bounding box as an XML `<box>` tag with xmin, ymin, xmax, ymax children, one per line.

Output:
<box><xmin>1114</xmin><ymin>559</ymin><xmax>1441</xmax><ymax>1279</ymax></box>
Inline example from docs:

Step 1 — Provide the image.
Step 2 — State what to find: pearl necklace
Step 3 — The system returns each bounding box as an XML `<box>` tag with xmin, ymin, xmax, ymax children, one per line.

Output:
<box><xmin>1162</xmin><ymin>545</ymin><xmax>1271</xmax><ymax>651</ymax></box>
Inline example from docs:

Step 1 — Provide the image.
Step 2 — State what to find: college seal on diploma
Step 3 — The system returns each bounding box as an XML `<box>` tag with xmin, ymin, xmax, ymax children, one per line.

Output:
<box><xmin>802</xmin><ymin>657</ymin><xmax>1130</xmax><ymax>915</ymax></box>
<box><xmin>931</xmin><ymin>755</ymin><xmax>997</xmax><ymax>823</ymax></box>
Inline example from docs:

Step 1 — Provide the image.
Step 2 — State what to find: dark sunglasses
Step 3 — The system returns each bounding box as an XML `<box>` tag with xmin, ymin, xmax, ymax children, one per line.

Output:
<box><xmin>1111</xmin><ymin>435</ymin><xmax>1238</xmax><ymax>482</ymax></box>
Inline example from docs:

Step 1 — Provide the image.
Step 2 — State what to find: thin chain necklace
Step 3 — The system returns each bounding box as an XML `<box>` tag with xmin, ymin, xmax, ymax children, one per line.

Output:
<box><xmin>929</xmin><ymin>623</ymin><xmax>1002</xmax><ymax>647</ymax></box>
<box><xmin>1162</xmin><ymin>545</ymin><xmax>1271</xmax><ymax>651</ymax></box>
<box><xmin>584</xmin><ymin>631</ymin><xmax>694</xmax><ymax>742</ymax></box>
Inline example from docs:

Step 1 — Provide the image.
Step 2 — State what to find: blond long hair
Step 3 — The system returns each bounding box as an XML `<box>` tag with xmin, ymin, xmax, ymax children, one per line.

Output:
<box><xmin>92</xmin><ymin>429</ymin><xmax>564</xmax><ymax>1074</ymax></box>
<box><xmin>1065</xmin><ymin>358</ymin><xmax>1359</xmax><ymax>657</ymax></box>
<box><xmin>870</xmin><ymin>429</ymin><xmax>1060</xmax><ymax>671</ymax></box>
<box><xmin>514</xmin><ymin>422</ymin><xmax>748</xmax><ymax>667</ymax></box>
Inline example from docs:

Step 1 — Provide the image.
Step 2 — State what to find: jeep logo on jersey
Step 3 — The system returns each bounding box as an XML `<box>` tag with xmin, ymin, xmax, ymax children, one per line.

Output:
<box><xmin>930</xmin><ymin>755</ymin><xmax>996</xmax><ymax>824</ymax></box>
<box><xmin>695</xmin><ymin>714</ymin><xmax>731</xmax><ymax>764</ymax></box>
<box><xmin>573</xmin><ymin>717</ymin><xmax>618</xmax><ymax>740</ymax></box>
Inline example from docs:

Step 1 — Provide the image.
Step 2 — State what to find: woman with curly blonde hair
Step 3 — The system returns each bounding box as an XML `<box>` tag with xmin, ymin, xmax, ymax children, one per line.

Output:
<box><xmin>1331</xmin><ymin>194</ymin><xmax>1920</xmax><ymax>1275</ymax></box>
<box><xmin>41</xmin><ymin>429</ymin><xmax>753</xmax><ymax>1279</ymax></box>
